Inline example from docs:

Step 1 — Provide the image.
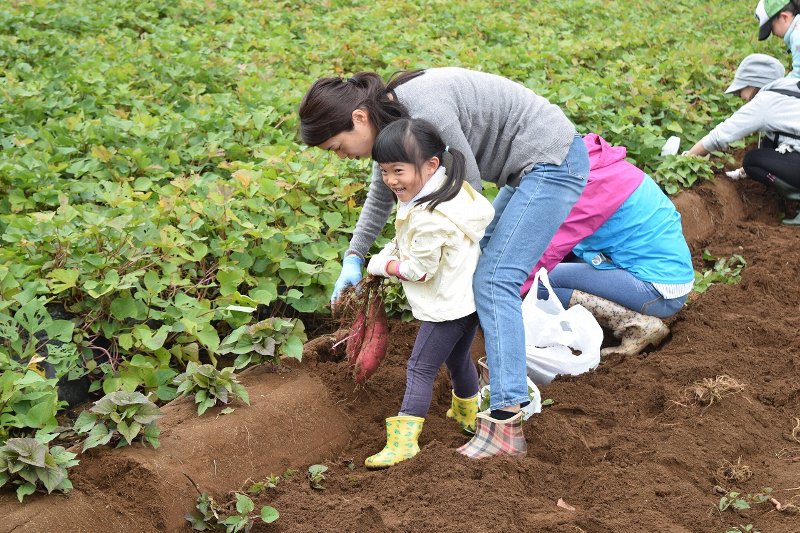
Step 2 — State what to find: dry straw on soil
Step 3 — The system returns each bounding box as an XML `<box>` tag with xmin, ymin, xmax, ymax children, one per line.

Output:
<box><xmin>687</xmin><ymin>375</ymin><xmax>746</xmax><ymax>407</ymax></box>
<box><xmin>714</xmin><ymin>457</ymin><xmax>753</xmax><ymax>485</ymax></box>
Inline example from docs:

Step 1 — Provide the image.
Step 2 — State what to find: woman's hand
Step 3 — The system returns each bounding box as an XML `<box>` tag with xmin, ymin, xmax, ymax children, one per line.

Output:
<box><xmin>331</xmin><ymin>255</ymin><xmax>363</xmax><ymax>303</ymax></box>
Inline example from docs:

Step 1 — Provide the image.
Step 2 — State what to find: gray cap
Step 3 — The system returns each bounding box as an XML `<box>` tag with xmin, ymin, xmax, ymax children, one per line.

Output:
<box><xmin>725</xmin><ymin>53</ymin><xmax>786</xmax><ymax>94</ymax></box>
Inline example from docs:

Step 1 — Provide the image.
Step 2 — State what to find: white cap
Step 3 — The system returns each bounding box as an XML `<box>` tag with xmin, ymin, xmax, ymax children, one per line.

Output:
<box><xmin>725</xmin><ymin>53</ymin><xmax>786</xmax><ymax>94</ymax></box>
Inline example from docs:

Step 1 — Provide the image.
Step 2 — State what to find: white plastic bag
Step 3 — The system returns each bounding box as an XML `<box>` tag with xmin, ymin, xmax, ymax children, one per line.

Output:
<box><xmin>522</xmin><ymin>268</ymin><xmax>603</xmax><ymax>384</ymax></box>
<box><xmin>661</xmin><ymin>135</ymin><xmax>681</xmax><ymax>156</ymax></box>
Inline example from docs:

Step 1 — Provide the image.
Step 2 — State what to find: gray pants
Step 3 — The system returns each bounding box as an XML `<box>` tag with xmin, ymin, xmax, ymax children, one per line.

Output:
<box><xmin>399</xmin><ymin>312</ymin><xmax>481</xmax><ymax>418</ymax></box>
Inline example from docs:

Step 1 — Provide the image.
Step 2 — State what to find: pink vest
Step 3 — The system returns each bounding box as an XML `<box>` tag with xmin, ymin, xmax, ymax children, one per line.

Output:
<box><xmin>520</xmin><ymin>134</ymin><xmax>645</xmax><ymax>295</ymax></box>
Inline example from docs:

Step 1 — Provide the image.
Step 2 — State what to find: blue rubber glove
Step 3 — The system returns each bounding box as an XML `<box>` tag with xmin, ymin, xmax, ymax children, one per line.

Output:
<box><xmin>331</xmin><ymin>255</ymin><xmax>364</xmax><ymax>304</ymax></box>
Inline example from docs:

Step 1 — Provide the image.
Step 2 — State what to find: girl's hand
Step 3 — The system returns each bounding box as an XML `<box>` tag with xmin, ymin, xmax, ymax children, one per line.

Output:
<box><xmin>367</xmin><ymin>255</ymin><xmax>393</xmax><ymax>277</ymax></box>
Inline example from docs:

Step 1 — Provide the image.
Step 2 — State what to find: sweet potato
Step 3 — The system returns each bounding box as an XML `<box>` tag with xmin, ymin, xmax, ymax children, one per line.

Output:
<box><xmin>345</xmin><ymin>312</ymin><xmax>366</xmax><ymax>365</ymax></box>
<box><xmin>354</xmin><ymin>290</ymin><xmax>389</xmax><ymax>384</ymax></box>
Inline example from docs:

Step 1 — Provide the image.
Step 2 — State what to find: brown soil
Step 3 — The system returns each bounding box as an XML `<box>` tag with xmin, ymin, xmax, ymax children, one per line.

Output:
<box><xmin>2</xmin><ymin>176</ymin><xmax>799</xmax><ymax>533</ymax></box>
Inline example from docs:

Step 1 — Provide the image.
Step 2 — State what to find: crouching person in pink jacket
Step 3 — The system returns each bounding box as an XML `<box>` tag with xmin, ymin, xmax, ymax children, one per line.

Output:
<box><xmin>521</xmin><ymin>134</ymin><xmax>694</xmax><ymax>357</ymax></box>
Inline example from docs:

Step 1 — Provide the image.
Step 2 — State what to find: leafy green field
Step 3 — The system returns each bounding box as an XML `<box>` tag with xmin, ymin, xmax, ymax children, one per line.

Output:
<box><xmin>0</xmin><ymin>0</ymin><xmax>780</xmax><ymax>441</ymax></box>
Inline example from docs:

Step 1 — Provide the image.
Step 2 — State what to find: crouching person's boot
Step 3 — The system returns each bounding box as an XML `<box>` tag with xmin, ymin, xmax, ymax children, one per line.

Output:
<box><xmin>365</xmin><ymin>415</ymin><xmax>424</xmax><ymax>469</ymax></box>
<box><xmin>446</xmin><ymin>391</ymin><xmax>479</xmax><ymax>435</ymax></box>
<box><xmin>569</xmin><ymin>290</ymin><xmax>669</xmax><ymax>357</ymax></box>
<box><xmin>456</xmin><ymin>411</ymin><xmax>526</xmax><ymax>459</ymax></box>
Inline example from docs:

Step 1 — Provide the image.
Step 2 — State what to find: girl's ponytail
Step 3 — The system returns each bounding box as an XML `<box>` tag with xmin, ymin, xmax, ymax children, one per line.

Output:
<box><xmin>418</xmin><ymin>146</ymin><xmax>465</xmax><ymax>211</ymax></box>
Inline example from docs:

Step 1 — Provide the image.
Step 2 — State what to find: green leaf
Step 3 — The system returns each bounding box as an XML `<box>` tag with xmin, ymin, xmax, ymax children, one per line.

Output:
<box><xmin>47</xmin><ymin>269</ymin><xmax>80</xmax><ymax>294</ymax></box>
<box><xmin>116</xmin><ymin>420</ymin><xmax>131</xmax><ymax>444</ymax></box>
<box><xmin>217</xmin><ymin>269</ymin><xmax>245</xmax><ymax>297</ymax></box>
<box><xmin>7</xmin><ymin>438</ymin><xmax>47</xmax><ymax>467</ymax></box>
<box><xmin>16</xmin><ymin>481</ymin><xmax>36</xmax><ymax>502</ymax></box>
<box><xmin>260</xmin><ymin>506</ymin><xmax>279</xmax><ymax>524</ymax></box>
<box><xmin>110</xmin><ymin>296</ymin><xmax>144</xmax><ymax>320</ymax></box>
<box><xmin>322</xmin><ymin>212</ymin><xmax>342</xmax><ymax>231</ymax></box>
<box><xmin>118</xmin><ymin>333</ymin><xmax>134</xmax><ymax>350</ymax></box>
<box><xmin>73</xmin><ymin>410</ymin><xmax>97</xmax><ymax>434</ymax></box>
<box><xmin>223</xmin><ymin>305</ymin><xmax>256</xmax><ymax>313</ymax></box>
<box><xmin>83</xmin><ymin>423</ymin><xmax>112</xmax><ymax>451</ymax></box>
<box><xmin>44</xmin><ymin>319</ymin><xmax>74</xmax><ymax>342</ymax></box>
<box><xmin>196</xmin><ymin>327</ymin><xmax>220</xmax><ymax>353</ymax></box>
<box><xmin>281</xmin><ymin>334</ymin><xmax>305</xmax><ymax>360</ymax></box>
<box><xmin>235</xmin><ymin>492</ymin><xmax>255</xmax><ymax>514</ymax></box>
<box><xmin>231</xmin><ymin>383</ymin><xmax>250</xmax><ymax>405</ymax></box>
<box><xmin>131</xmin><ymin>327</ymin><xmax>167</xmax><ymax>354</ymax></box>
<box><xmin>732</xmin><ymin>499</ymin><xmax>751</xmax><ymax>510</ymax></box>
<box><xmin>38</xmin><ymin>465</ymin><xmax>68</xmax><ymax>493</ymax></box>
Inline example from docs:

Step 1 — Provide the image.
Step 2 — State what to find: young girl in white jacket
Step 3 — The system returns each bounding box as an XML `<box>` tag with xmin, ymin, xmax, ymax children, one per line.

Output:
<box><xmin>363</xmin><ymin>118</ymin><xmax>495</xmax><ymax>468</ymax></box>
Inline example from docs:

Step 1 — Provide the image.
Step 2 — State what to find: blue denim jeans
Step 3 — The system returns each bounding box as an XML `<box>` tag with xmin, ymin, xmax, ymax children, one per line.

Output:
<box><xmin>542</xmin><ymin>262</ymin><xmax>688</xmax><ymax>318</ymax></box>
<box><xmin>474</xmin><ymin>134</ymin><xmax>589</xmax><ymax>410</ymax></box>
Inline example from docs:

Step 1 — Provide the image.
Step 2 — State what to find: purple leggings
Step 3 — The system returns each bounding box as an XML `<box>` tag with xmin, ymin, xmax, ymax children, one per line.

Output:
<box><xmin>399</xmin><ymin>312</ymin><xmax>481</xmax><ymax>418</ymax></box>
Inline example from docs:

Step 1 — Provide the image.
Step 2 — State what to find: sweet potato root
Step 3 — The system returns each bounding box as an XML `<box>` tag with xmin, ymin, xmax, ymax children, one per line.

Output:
<box><xmin>345</xmin><ymin>313</ymin><xmax>366</xmax><ymax>365</ymax></box>
<box><xmin>335</xmin><ymin>276</ymin><xmax>389</xmax><ymax>384</ymax></box>
<box><xmin>354</xmin><ymin>290</ymin><xmax>389</xmax><ymax>384</ymax></box>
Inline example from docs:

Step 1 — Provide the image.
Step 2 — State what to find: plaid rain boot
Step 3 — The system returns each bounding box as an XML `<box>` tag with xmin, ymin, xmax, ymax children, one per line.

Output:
<box><xmin>569</xmin><ymin>289</ymin><xmax>669</xmax><ymax>357</ymax></box>
<box><xmin>456</xmin><ymin>411</ymin><xmax>526</xmax><ymax>459</ymax></box>
<box><xmin>446</xmin><ymin>391</ymin><xmax>479</xmax><ymax>435</ymax></box>
<box><xmin>365</xmin><ymin>415</ymin><xmax>424</xmax><ymax>469</ymax></box>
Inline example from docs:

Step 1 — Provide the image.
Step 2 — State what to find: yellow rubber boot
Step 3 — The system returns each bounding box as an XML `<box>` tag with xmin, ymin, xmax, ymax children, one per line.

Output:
<box><xmin>365</xmin><ymin>415</ymin><xmax>424</xmax><ymax>469</ymax></box>
<box><xmin>446</xmin><ymin>391</ymin><xmax>479</xmax><ymax>435</ymax></box>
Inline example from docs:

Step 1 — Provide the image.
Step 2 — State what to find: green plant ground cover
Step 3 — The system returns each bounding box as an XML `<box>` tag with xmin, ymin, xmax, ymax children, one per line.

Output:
<box><xmin>0</xmin><ymin>0</ymin><xmax>783</xmax><ymax>442</ymax></box>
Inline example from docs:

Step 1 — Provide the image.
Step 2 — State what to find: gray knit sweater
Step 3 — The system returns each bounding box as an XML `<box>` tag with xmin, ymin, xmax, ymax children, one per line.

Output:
<box><xmin>346</xmin><ymin>67</ymin><xmax>576</xmax><ymax>259</ymax></box>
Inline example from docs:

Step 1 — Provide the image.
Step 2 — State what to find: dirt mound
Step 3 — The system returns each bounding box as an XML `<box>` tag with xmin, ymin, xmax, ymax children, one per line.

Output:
<box><xmin>2</xmin><ymin>176</ymin><xmax>799</xmax><ymax>533</ymax></box>
<box><xmin>0</xmin><ymin>367</ymin><xmax>349</xmax><ymax>532</ymax></box>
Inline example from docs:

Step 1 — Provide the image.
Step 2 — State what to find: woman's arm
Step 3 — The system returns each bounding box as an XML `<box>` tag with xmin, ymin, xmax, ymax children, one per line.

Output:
<box><xmin>694</xmin><ymin>96</ymin><xmax>771</xmax><ymax>153</ymax></box>
<box><xmin>345</xmin><ymin>162</ymin><xmax>397</xmax><ymax>259</ymax></box>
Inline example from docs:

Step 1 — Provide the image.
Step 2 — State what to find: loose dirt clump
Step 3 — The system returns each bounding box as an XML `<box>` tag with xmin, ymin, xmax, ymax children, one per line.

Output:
<box><xmin>715</xmin><ymin>457</ymin><xmax>753</xmax><ymax>484</ymax></box>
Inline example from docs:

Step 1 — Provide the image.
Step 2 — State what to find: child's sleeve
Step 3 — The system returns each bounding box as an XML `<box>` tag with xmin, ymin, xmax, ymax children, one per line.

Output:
<box><xmin>396</xmin><ymin>213</ymin><xmax>453</xmax><ymax>282</ymax></box>
<box><xmin>373</xmin><ymin>239</ymin><xmax>398</xmax><ymax>259</ymax></box>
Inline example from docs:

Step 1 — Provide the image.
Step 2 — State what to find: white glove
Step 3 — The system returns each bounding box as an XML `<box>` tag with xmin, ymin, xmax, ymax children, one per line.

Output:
<box><xmin>367</xmin><ymin>255</ymin><xmax>393</xmax><ymax>277</ymax></box>
<box><xmin>725</xmin><ymin>167</ymin><xmax>747</xmax><ymax>181</ymax></box>
<box><xmin>661</xmin><ymin>136</ymin><xmax>681</xmax><ymax>156</ymax></box>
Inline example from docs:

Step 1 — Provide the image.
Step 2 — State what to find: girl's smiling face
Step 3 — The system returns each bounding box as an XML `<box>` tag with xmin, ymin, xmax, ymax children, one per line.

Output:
<box><xmin>379</xmin><ymin>157</ymin><xmax>439</xmax><ymax>203</ymax></box>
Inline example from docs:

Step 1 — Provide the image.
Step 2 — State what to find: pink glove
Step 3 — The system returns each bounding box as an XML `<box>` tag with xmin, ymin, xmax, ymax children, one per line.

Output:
<box><xmin>367</xmin><ymin>255</ymin><xmax>392</xmax><ymax>277</ymax></box>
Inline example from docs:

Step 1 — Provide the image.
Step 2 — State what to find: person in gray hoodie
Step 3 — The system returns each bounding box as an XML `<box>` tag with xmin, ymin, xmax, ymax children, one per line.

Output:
<box><xmin>686</xmin><ymin>54</ymin><xmax>800</xmax><ymax>223</ymax></box>
<box><xmin>300</xmin><ymin>68</ymin><xmax>589</xmax><ymax>457</ymax></box>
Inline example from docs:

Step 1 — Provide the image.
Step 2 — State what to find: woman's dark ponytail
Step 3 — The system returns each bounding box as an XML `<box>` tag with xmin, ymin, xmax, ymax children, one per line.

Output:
<box><xmin>298</xmin><ymin>70</ymin><xmax>420</xmax><ymax>146</ymax></box>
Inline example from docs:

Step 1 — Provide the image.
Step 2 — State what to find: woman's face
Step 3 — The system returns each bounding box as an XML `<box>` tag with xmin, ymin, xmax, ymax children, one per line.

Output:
<box><xmin>320</xmin><ymin>109</ymin><xmax>376</xmax><ymax>159</ymax></box>
<box><xmin>739</xmin><ymin>86</ymin><xmax>758</xmax><ymax>102</ymax></box>
<box><xmin>771</xmin><ymin>12</ymin><xmax>793</xmax><ymax>38</ymax></box>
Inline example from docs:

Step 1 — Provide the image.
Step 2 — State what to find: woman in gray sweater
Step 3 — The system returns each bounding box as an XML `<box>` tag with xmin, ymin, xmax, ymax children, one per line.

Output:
<box><xmin>300</xmin><ymin>68</ymin><xmax>589</xmax><ymax>458</ymax></box>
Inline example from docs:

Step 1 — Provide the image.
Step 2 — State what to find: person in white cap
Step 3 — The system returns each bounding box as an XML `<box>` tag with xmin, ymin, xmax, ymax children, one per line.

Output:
<box><xmin>755</xmin><ymin>0</ymin><xmax>800</xmax><ymax>78</ymax></box>
<box><xmin>685</xmin><ymin>54</ymin><xmax>800</xmax><ymax>210</ymax></box>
